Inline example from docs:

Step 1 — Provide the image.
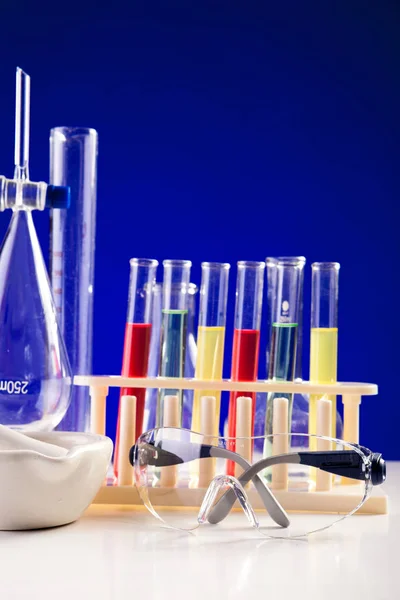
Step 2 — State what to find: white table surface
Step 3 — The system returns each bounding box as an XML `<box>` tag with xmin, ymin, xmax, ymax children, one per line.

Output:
<box><xmin>0</xmin><ymin>463</ymin><xmax>397</xmax><ymax>600</ymax></box>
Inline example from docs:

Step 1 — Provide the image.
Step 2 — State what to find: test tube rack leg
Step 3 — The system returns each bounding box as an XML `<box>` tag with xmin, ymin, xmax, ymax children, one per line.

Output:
<box><xmin>74</xmin><ymin>375</ymin><xmax>388</xmax><ymax>515</ymax></box>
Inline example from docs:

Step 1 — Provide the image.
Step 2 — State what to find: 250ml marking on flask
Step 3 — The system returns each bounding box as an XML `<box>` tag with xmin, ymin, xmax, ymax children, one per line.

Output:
<box><xmin>0</xmin><ymin>380</ymin><xmax>29</xmax><ymax>394</ymax></box>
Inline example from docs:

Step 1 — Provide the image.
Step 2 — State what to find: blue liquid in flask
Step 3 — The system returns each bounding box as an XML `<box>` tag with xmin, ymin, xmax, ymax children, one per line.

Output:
<box><xmin>0</xmin><ymin>211</ymin><xmax>72</xmax><ymax>430</ymax></box>
<box><xmin>157</xmin><ymin>309</ymin><xmax>188</xmax><ymax>427</ymax></box>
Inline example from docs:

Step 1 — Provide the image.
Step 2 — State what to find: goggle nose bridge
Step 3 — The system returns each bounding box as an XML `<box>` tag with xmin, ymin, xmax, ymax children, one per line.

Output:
<box><xmin>197</xmin><ymin>474</ymin><xmax>259</xmax><ymax>529</ymax></box>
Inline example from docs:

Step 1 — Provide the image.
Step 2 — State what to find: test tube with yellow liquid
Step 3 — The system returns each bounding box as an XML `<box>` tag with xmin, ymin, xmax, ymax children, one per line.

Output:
<box><xmin>309</xmin><ymin>262</ymin><xmax>340</xmax><ymax>449</ymax></box>
<box><xmin>191</xmin><ymin>262</ymin><xmax>230</xmax><ymax>436</ymax></box>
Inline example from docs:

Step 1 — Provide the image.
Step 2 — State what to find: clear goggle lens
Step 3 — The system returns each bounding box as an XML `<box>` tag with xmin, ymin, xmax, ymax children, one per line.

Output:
<box><xmin>133</xmin><ymin>429</ymin><xmax>371</xmax><ymax>538</ymax></box>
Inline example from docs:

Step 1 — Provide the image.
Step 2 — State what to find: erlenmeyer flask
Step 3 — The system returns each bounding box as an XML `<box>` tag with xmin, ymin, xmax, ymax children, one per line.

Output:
<box><xmin>0</xmin><ymin>210</ymin><xmax>72</xmax><ymax>430</ymax></box>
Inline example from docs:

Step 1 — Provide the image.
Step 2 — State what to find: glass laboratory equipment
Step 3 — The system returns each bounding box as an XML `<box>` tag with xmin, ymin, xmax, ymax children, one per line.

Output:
<box><xmin>191</xmin><ymin>262</ymin><xmax>230</xmax><ymax>436</ymax></box>
<box><xmin>265</xmin><ymin>257</ymin><xmax>278</xmax><ymax>374</ymax></box>
<box><xmin>0</xmin><ymin>68</ymin><xmax>71</xmax><ymax>431</ymax></box>
<box><xmin>256</xmin><ymin>258</ymin><xmax>307</xmax><ymax>440</ymax></box>
<box><xmin>143</xmin><ymin>283</ymin><xmax>162</xmax><ymax>431</ymax></box>
<box><xmin>289</xmin><ymin>256</ymin><xmax>310</xmax><ymax>442</ymax></box>
<box><xmin>157</xmin><ymin>259</ymin><xmax>192</xmax><ymax>427</ymax></box>
<box><xmin>50</xmin><ymin>127</ymin><xmax>98</xmax><ymax>432</ymax></box>
<box><xmin>264</xmin><ymin>257</ymin><xmax>305</xmax><ymax>454</ymax></box>
<box><xmin>260</xmin><ymin>257</ymin><xmax>308</xmax><ymax>440</ymax></box>
<box><xmin>183</xmin><ymin>282</ymin><xmax>199</xmax><ymax>428</ymax></box>
<box><xmin>144</xmin><ymin>282</ymin><xmax>198</xmax><ymax>431</ymax></box>
<box><xmin>113</xmin><ymin>258</ymin><xmax>158</xmax><ymax>473</ymax></box>
<box><xmin>226</xmin><ymin>261</ymin><xmax>264</xmax><ymax>475</ymax></box>
<box><xmin>309</xmin><ymin>262</ymin><xmax>340</xmax><ymax>444</ymax></box>
<box><xmin>257</xmin><ymin>257</ymin><xmax>342</xmax><ymax>444</ymax></box>
<box><xmin>133</xmin><ymin>428</ymin><xmax>386</xmax><ymax>538</ymax></box>
<box><xmin>258</xmin><ymin>259</ymin><xmax>305</xmax><ymax>438</ymax></box>
<box><xmin>265</xmin><ymin>257</ymin><xmax>305</xmax><ymax>380</ymax></box>
<box><xmin>253</xmin><ymin>258</ymin><xmax>277</xmax><ymax>441</ymax></box>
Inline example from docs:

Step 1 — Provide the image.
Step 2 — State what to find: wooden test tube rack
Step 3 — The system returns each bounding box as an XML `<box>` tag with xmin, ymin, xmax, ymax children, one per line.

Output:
<box><xmin>74</xmin><ymin>376</ymin><xmax>388</xmax><ymax>515</ymax></box>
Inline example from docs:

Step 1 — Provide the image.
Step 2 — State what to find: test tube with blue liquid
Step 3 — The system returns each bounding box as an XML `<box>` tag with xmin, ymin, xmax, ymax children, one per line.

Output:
<box><xmin>144</xmin><ymin>281</ymin><xmax>198</xmax><ymax>431</ymax></box>
<box><xmin>157</xmin><ymin>259</ymin><xmax>191</xmax><ymax>426</ymax></box>
<box><xmin>264</xmin><ymin>257</ymin><xmax>305</xmax><ymax>456</ymax></box>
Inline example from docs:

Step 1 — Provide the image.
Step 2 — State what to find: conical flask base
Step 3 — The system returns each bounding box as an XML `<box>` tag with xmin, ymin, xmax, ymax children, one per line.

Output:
<box><xmin>0</xmin><ymin>211</ymin><xmax>72</xmax><ymax>430</ymax></box>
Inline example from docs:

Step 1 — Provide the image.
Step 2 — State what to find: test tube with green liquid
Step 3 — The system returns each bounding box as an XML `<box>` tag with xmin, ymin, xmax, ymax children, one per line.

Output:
<box><xmin>264</xmin><ymin>257</ymin><xmax>305</xmax><ymax>455</ymax></box>
<box><xmin>309</xmin><ymin>262</ymin><xmax>340</xmax><ymax>446</ymax></box>
<box><xmin>157</xmin><ymin>259</ymin><xmax>191</xmax><ymax>426</ymax></box>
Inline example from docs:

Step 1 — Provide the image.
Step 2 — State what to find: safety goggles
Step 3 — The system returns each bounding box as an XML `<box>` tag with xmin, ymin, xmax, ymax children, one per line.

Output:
<box><xmin>130</xmin><ymin>428</ymin><xmax>386</xmax><ymax>538</ymax></box>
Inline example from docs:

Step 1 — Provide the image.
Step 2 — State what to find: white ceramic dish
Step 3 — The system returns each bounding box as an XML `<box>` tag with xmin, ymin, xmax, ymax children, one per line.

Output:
<box><xmin>0</xmin><ymin>427</ymin><xmax>113</xmax><ymax>530</ymax></box>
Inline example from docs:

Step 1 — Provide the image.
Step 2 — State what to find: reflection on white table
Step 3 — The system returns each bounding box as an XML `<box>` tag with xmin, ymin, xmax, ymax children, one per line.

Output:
<box><xmin>0</xmin><ymin>464</ymin><xmax>397</xmax><ymax>600</ymax></box>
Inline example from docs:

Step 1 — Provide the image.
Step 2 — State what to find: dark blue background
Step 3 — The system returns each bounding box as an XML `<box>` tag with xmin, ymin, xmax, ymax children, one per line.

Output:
<box><xmin>0</xmin><ymin>3</ymin><xmax>398</xmax><ymax>456</ymax></box>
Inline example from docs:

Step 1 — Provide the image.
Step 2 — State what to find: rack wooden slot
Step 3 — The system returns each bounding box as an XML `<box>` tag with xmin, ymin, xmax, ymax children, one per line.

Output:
<box><xmin>74</xmin><ymin>375</ymin><xmax>388</xmax><ymax>515</ymax></box>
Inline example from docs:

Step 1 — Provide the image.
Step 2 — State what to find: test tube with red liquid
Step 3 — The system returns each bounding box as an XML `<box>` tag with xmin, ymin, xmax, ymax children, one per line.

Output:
<box><xmin>114</xmin><ymin>258</ymin><xmax>158</xmax><ymax>476</ymax></box>
<box><xmin>227</xmin><ymin>261</ymin><xmax>265</xmax><ymax>475</ymax></box>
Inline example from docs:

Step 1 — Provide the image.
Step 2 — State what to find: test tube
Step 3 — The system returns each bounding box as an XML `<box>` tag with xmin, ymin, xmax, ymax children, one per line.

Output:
<box><xmin>266</xmin><ymin>257</ymin><xmax>306</xmax><ymax>380</ymax></box>
<box><xmin>182</xmin><ymin>282</ymin><xmax>199</xmax><ymax>429</ymax></box>
<box><xmin>264</xmin><ymin>257</ymin><xmax>305</xmax><ymax>452</ymax></box>
<box><xmin>114</xmin><ymin>258</ymin><xmax>158</xmax><ymax>475</ymax></box>
<box><xmin>265</xmin><ymin>258</ymin><xmax>278</xmax><ymax>376</ymax></box>
<box><xmin>50</xmin><ymin>127</ymin><xmax>98</xmax><ymax>432</ymax></box>
<box><xmin>309</xmin><ymin>262</ymin><xmax>340</xmax><ymax>444</ymax></box>
<box><xmin>144</xmin><ymin>282</ymin><xmax>198</xmax><ymax>431</ymax></box>
<box><xmin>143</xmin><ymin>283</ymin><xmax>162</xmax><ymax>432</ymax></box>
<box><xmin>227</xmin><ymin>261</ymin><xmax>264</xmax><ymax>475</ymax></box>
<box><xmin>191</xmin><ymin>262</ymin><xmax>230</xmax><ymax>436</ymax></box>
<box><xmin>157</xmin><ymin>259</ymin><xmax>192</xmax><ymax>426</ymax></box>
<box><xmin>264</xmin><ymin>256</ymin><xmax>309</xmax><ymax>454</ymax></box>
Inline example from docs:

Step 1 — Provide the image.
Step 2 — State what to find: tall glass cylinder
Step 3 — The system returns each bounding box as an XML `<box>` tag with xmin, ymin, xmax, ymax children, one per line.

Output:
<box><xmin>191</xmin><ymin>262</ymin><xmax>230</xmax><ymax>436</ymax></box>
<box><xmin>309</xmin><ymin>262</ymin><xmax>340</xmax><ymax>441</ymax></box>
<box><xmin>226</xmin><ymin>261</ymin><xmax>264</xmax><ymax>474</ymax></box>
<box><xmin>114</xmin><ymin>258</ymin><xmax>158</xmax><ymax>475</ymax></box>
<box><xmin>50</xmin><ymin>127</ymin><xmax>98</xmax><ymax>432</ymax></box>
<box><xmin>157</xmin><ymin>259</ymin><xmax>192</xmax><ymax>426</ymax></box>
<box><xmin>265</xmin><ymin>257</ymin><xmax>305</xmax><ymax>446</ymax></box>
